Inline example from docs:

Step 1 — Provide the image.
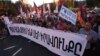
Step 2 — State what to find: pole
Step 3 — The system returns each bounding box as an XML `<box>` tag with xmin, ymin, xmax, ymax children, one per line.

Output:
<box><xmin>43</xmin><ymin>0</ymin><xmax>45</xmax><ymax>14</ymax></box>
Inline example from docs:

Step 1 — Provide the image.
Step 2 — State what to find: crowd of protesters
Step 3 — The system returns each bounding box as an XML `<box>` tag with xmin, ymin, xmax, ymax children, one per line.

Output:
<box><xmin>0</xmin><ymin>8</ymin><xmax>100</xmax><ymax>56</ymax></box>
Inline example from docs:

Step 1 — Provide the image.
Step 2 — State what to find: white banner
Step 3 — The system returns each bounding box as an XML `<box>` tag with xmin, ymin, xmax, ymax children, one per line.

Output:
<box><xmin>7</xmin><ymin>23</ymin><xmax>87</xmax><ymax>56</ymax></box>
<box><xmin>59</xmin><ymin>6</ymin><xmax>77</xmax><ymax>25</ymax></box>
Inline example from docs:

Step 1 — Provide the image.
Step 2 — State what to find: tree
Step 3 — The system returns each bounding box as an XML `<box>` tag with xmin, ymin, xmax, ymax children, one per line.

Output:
<box><xmin>0</xmin><ymin>1</ymin><xmax>19</xmax><ymax>16</ymax></box>
<box><xmin>86</xmin><ymin>0</ymin><xmax>100</xmax><ymax>7</ymax></box>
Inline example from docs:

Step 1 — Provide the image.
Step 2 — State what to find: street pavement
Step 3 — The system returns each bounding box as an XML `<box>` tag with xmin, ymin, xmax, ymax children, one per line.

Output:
<box><xmin>0</xmin><ymin>35</ymin><xmax>100</xmax><ymax>56</ymax></box>
<box><xmin>0</xmin><ymin>36</ymin><xmax>58</xmax><ymax>56</ymax></box>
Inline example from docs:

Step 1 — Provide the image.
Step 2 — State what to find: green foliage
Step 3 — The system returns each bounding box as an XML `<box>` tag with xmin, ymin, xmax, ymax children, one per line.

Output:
<box><xmin>0</xmin><ymin>1</ymin><xmax>19</xmax><ymax>16</ymax></box>
<box><xmin>86</xmin><ymin>0</ymin><xmax>100</xmax><ymax>7</ymax></box>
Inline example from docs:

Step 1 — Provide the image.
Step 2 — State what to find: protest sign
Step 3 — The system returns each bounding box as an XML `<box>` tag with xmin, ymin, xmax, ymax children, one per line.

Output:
<box><xmin>59</xmin><ymin>6</ymin><xmax>77</xmax><ymax>25</ymax></box>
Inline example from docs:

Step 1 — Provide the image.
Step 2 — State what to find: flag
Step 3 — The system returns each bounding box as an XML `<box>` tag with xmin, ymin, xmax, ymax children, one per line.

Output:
<box><xmin>40</xmin><ymin>5</ymin><xmax>44</xmax><ymax>19</ymax></box>
<box><xmin>76</xmin><ymin>4</ymin><xmax>87</xmax><ymax>27</ymax></box>
<box><xmin>43</xmin><ymin>3</ymin><xmax>46</xmax><ymax>14</ymax></box>
<box><xmin>26</xmin><ymin>10</ymin><xmax>30</xmax><ymax>19</ymax></box>
<box><xmin>33</xmin><ymin>2</ymin><xmax>38</xmax><ymax>13</ymax></box>
<box><xmin>59</xmin><ymin>0</ymin><xmax>64</xmax><ymax>6</ymax></box>
<box><xmin>46</xmin><ymin>4</ymin><xmax>51</xmax><ymax>14</ymax></box>
<box><xmin>40</xmin><ymin>2</ymin><xmax>46</xmax><ymax>19</ymax></box>
<box><xmin>54</xmin><ymin>6</ymin><xmax>58</xmax><ymax>13</ymax></box>
<box><xmin>20</xmin><ymin>5</ymin><xmax>24</xmax><ymax>16</ymax></box>
<box><xmin>79</xmin><ymin>4</ymin><xmax>86</xmax><ymax>21</ymax></box>
<box><xmin>54</xmin><ymin>0</ymin><xmax>59</xmax><ymax>6</ymax></box>
<box><xmin>54</xmin><ymin>0</ymin><xmax>59</xmax><ymax>13</ymax></box>
<box><xmin>77</xmin><ymin>10</ymin><xmax>85</xmax><ymax>27</ymax></box>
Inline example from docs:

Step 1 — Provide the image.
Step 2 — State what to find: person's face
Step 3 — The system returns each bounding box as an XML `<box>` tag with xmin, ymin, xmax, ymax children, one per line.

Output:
<box><xmin>47</xmin><ymin>21</ymin><xmax>52</xmax><ymax>27</ymax></box>
<box><xmin>84</xmin><ymin>23</ymin><xmax>91</xmax><ymax>30</ymax></box>
<box><xmin>74</xmin><ymin>26</ymin><xmax>79</xmax><ymax>32</ymax></box>
<box><xmin>15</xmin><ymin>17</ymin><xmax>19</xmax><ymax>20</ymax></box>
<box><xmin>65</xmin><ymin>23</ymin><xmax>71</xmax><ymax>31</ymax></box>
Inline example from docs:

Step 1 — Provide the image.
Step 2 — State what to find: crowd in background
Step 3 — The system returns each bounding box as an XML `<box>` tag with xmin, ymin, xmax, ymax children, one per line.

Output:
<box><xmin>0</xmin><ymin>8</ymin><xmax>100</xmax><ymax>56</ymax></box>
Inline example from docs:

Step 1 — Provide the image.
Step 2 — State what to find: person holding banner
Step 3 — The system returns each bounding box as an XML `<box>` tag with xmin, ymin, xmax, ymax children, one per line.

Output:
<box><xmin>65</xmin><ymin>22</ymin><xmax>72</xmax><ymax>32</ymax></box>
<box><xmin>79</xmin><ymin>22</ymin><xmax>99</xmax><ymax>56</ymax></box>
<box><xmin>73</xmin><ymin>25</ymin><xmax>79</xmax><ymax>33</ymax></box>
<box><xmin>0</xmin><ymin>17</ymin><xmax>4</xmax><ymax>36</ymax></box>
<box><xmin>0</xmin><ymin>15</ymin><xmax>9</xmax><ymax>38</ymax></box>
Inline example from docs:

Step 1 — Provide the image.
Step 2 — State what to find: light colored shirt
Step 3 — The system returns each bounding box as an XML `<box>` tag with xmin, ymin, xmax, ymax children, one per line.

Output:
<box><xmin>3</xmin><ymin>16</ymin><xmax>11</xmax><ymax>24</ymax></box>
<box><xmin>79</xmin><ymin>28</ymin><xmax>98</xmax><ymax>49</ymax></box>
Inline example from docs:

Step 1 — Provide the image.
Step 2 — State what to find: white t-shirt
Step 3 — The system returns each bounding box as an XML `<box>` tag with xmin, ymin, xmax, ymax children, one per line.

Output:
<box><xmin>3</xmin><ymin>16</ymin><xmax>11</xmax><ymax>24</ymax></box>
